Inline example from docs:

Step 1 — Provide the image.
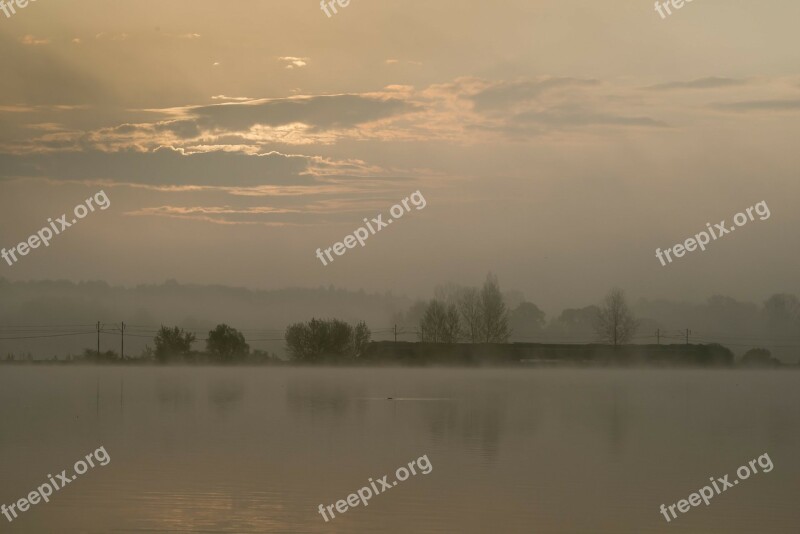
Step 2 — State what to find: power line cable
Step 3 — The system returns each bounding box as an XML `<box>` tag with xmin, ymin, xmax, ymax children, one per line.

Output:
<box><xmin>0</xmin><ymin>331</ymin><xmax>95</xmax><ymax>340</ymax></box>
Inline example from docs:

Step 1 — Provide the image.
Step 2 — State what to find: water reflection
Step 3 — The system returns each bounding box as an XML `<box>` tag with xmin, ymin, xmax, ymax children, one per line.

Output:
<box><xmin>418</xmin><ymin>391</ymin><xmax>507</xmax><ymax>460</ymax></box>
<box><xmin>155</xmin><ymin>376</ymin><xmax>195</xmax><ymax>407</ymax></box>
<box><xmin>208</xmin><ymin>378</ymin><xmax>245</xmax><ymax>410</ymax></box>
<box><xmin>286</xmin><ymin>376</ymin><xmax>365</xmax><ymax>419</ymax></box>
<box><xmin>0</xmin><ymin>368</ymin><xmax>797</xmax><ymax>534</ymax></box>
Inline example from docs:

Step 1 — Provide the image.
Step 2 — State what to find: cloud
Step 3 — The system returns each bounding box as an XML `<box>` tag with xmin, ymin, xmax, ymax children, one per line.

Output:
<box><xmin>713</xmin><ymin>99</ymin><xmax>800</xmax><ymax>112</ymax></box>
<box><xmin>0</xmin><ymin>104</ymin><xmax>88</xmax><ymax>113</ymax></box>
<box><xmin>0</xmin><ymin>144</ymin><xmax>413</xmax><ymax>208</ymax></box>
<box><xmin>186</xmin><ymin>94</ymin><xmax>414</xmax><ymax>132</ymax></box>
<box><xmin>0</xmin><ymin>105</ymin><xmax>38</xmax><ymax>113</ymax></box>
<box><xmin>125</xmin><ymin>205</ymin><xmax>307</xmax><ymax>226</ymax></box>
<box><xmin>95</xmin><ymin>32</ymin><xmax>128</xmax><ymax>41</ymax></box>
<box><xmin>124</xmin><ymin>193</ymin><xmax>410</xmax><ymax>226</ymax></box>
<box><xmin>11</xmin><ymin>74</ymin><xmax>789</xmax><ymax>153</ymax></box>
<box><xmin>451</xmin><ymin>77</ymin><xmax>667</xmax><ymax>138</ymax></box>
<box><xmin>470</xmin><ymin>78</ymin><xmax>601</xmax><ymax>111</ymax></box>
<box><xmin>211</xmin><ymin>95</ymin><xmax>252</xmax><ymax>101</ymax></box>
<box><xmin>19</xmin><ymin>35</ymin><xmax>50</xmax><ymax>46</ymax></box>
<box><xmin>385</xmin><ymin>59</ymin><xmax>422</xmax><ymax>66</ymax></box>
<box><xmin>513</xmin><ymin>107</ymin><xmax>667</xmax><ymax>128</ymax></box>
<box><xmin>26</xmin><ymin>123</ymin><xmax>69</xmax><ymax>132</ymax></box>
<box><xmin>48</xmin><ymin>93</ymin><xmax>419</xmax><ymax>150</ymax></box>
<box><xmin>646</xmin><ymin>77</ymin><xmax>748</xmax><ymax>91</ymax></box>
<box><xmin>152</xmin><ymin>119</ymin><xmax>202</xmax><ymax>139</ymax></box>
<box><xmin>279</xmin><ymin>56</ymin><xmax>309</xmax><ymax>69</ymax></box>
<box><xmin>0</xmin><ymin>147</ymin><xmax>317</xmax><ymax>187</ymax></box>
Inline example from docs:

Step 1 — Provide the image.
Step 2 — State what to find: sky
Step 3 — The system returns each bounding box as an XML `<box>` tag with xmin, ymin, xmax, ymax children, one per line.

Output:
<box><xmin>1</xmin><ymin>0</ymin><xmax>799</xmax><ymax>313</ymax></box>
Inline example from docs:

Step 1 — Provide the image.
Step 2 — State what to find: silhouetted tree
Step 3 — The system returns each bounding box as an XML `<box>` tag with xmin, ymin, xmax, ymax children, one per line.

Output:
<box><xmin>419</xmin><ymin>300</ymin><xmax>461</xmax><ymax>342</ymax></box>
<box><xmin>548</xmin><ymin>305</ymin><xmax>600</xmax><ymax>340</ymax></box>
<box><xmin>509</xmin><ymin>302</ymin><xmax>546</xmax><ymax>341</ymax></box>
<box><xmin>153</xmin><ymin>326</ymin><xmax>196</xmax><ymax>362</ymax></box>
<box><xmin>458</xmin><ymin>287</ymin><xmax>482</xmax><ymax>343</ymax></box>
<box><xmin>595</xmin><ymin>288</ymin><xmax>638</xmax><ymax>346</ymax></box>
<box><xmin>479</xmin><ymin>273</ymin><xmax>510</xmax><ymax>343</ymax></box>
<box><xmin>285</xmin><ymin>318</ymin><xmax>368</xmax><ymax>362</ymax></box>
<box><xmin>741</xmin><ymin>348</ymin><xmax>781</xmax><ymax>367</ymax></box>
<box><xmin>502</xmin><ymin>290</ymin><xmax>526</xmax><ymax>311</ymax></box>
<box><xmin>444</xmin><ymin>304</ymin><xmax>461</xmax><ymax>342</ymax></box>
<box><xmin>764</xmin><ymin>294</ymin><xmax>800</xmax><ymax>334</ymax></box>
<box><xmin>351</xmin><ymin>321</ymin><xmax>372</xmax><ymax>358</ymax></box>
<box><xmin>206</xmin><ymin>324</ymin><xmax>249</xmax><ymax>363</ymax></box>
<box><xmin>392</xmin><ymin>300</ymin><xmax>428</xmax><ymax>334</ymax></box>
<box><xmin>706</xmin><ymin>295</ymin><xmax>760</xmax><ymax>334</ymax></box>
<box><xmin>434</xmin><ymin>283</ymin><xmax>468</xmax><ymax>308</ymax></box>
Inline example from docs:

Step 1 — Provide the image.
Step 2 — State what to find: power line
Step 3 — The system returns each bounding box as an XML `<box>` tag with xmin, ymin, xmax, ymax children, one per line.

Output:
<box><xmin>5</xmin><ymin>323</ymin><xmax>799</xmax><ymax>348</ymax></box>
<box><xmin>0</xmin><ymin>324</ymin><xmax>97</xmax><ymax>328</ymax></box>
<box><xmin>0</xmin><ymin>331</ymin><xmax>95</xmax><ymax>340</ymax></box>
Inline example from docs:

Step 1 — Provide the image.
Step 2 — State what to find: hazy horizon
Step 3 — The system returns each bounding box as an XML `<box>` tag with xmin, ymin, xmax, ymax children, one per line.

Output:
<box><xmin>1</xmin><ymin>273</ymin><xmax>797</xmax><ymax>318</ymax></box>
<box><xmin>2</xmin><ymin>276</ymin><xmax>798</xmax><ymax>362</ymax></box>
<box><xmin>1</xmin><ymin>0</ymin><xmax>799</xmax><ymax>313</ymax></box>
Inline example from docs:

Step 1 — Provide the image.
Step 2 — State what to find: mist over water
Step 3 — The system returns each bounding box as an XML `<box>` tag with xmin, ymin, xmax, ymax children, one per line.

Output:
<box><xmin>0</xmin><ymin>0</ymin><xmax>798</xmax><ymax>531</ymax></box>
<box><xmin>1</xmin><ymin>366</ymin><xmax>797</xmax><ymax>533</ymax></box>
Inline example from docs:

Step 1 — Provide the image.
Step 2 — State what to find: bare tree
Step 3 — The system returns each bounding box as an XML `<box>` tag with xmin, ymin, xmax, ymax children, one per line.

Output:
<box><xmin>595</xmin><ymin>288</ymin><xmax>639</xmax><ymax>346</ymax></box>
<box><xmin>434</xmin><ymin>283</ymin><xmax>468</xmax><ymax>308</ymax></box>
<box><xmin>351</xmin><ymin>321</ymin><xmax>372</xmax><ymax>358</ymax></box>
<box><xmin>509</xmin><ymin>301</ymin><xmax>546</xmax><ymax>341</ymax></box>
<box><xmin>458</xmin><ymin>287</ymin><xmax>482</xmax><ymax>343</ymax></box>
<box><xmin>443</xmin><ymin>303</ymin><xmax>461</xmax><ymax>342</ymax></box>
<box><xmin>479</xmin><ymin>273</ymin><xmax>510</xmax><ymax>343</ymax></box>
<box><xmin>419</xmin><ymin>300</ymin><xmax>461</xmax><ymax>343</ymax></box>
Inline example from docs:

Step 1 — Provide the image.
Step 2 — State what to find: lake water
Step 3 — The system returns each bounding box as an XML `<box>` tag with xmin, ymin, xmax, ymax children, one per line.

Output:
<box><xmin>0</xmin><ymin>367</ymin><xmax>798</xmax><ymax>533</ymax></box>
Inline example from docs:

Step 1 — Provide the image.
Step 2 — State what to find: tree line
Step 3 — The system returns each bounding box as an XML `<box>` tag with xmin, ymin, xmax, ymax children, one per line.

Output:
<box><xmin>66</xmin><ymin>320</ymin><xmax>373</xmax><ymax>364</ymax></box>
<box><xmin>412</xmin><ymin>273</ymin><xmax>639</xmax><ymax>346</ymax></box>
<box><xmin>99</xmin><ymin>324</ymin><xmax>277</xmax><ymax>364</ymax></box>
<box><xmin>72</xmin><ymin>277</ymin><xmax>641</xmax><ymax>365</ymax></box>
<box><xmin>6</xmin><ymin>273</ymin><xmax>791</xmax><ymax>364</ymax></box>
<box><xmin>150</xmin><ymin>324</ymin><xmax>253</xmax><ymax>363</ymax></box>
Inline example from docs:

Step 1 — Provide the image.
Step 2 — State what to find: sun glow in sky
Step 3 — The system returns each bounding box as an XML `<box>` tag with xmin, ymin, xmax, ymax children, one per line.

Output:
<box><xmin>1</xmin><ymin>0</ymin><xmax>799</xmax><ymax>310</ymax></box>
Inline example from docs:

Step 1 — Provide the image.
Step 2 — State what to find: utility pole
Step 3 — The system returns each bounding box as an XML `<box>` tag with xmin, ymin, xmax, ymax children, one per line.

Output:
<box><xmin>96</xmin><ymin>321</ymin><xmax>100</xmax><ymax>358</ymax></box>
<box><xmin>394</xmin><ymin>324</ymin><xmax>397</xmax><ymax>342</ymax></box>
<box><xmin>120</xmin><ymin>322</ymin><xmax>125</xmax><ymax>361</ymax></box>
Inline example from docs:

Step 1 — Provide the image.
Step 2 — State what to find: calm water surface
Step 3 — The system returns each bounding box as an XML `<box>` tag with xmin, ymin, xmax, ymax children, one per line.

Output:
<box><xmin>0</xmin><ymin>367</ymin><xmax>798</xmax><ymax>533</ymax></box>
